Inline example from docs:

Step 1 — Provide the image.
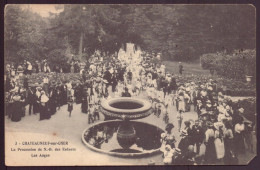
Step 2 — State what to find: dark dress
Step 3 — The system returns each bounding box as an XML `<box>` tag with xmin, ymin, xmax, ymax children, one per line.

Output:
<box><xmin>122</xmin><ymin>92</ymin><xmax>131</xmax><ymax>97</ymax></box>
<box><xmin>43</xmin><ymin>83</ymin><xmax>49</xmax><ymax>95</ymax></box>
<box><xmin>75</xmin><ymin>85</ymin><xmax>83</xmax><ymax>104</ymax></box>
<box><xmin>81</xmin><ymin>96</ymin><xmax>88</xmax><ymax>113</ymax></box>
<box><xmin>33</xmin><ymin>94</ymin><xmax>40</xmax><ymax>114</ymax></box>
<box><xmin>62</xmin><ymin>88</ymin><xmax>68</xmax><ymax>106</ymax></box>
<box><xmin>39</xmin><ymin>102</ymin><xmax>50</xmax><ymax>120</ymax></box>
<box><xmin>20</xmin><ymin>93</ymin><xmax>26</xmax><ymax>117</ymax></box>
<box><xmin>204</xmin><ymin>129</ymin><xmax>217</xmax><ymax>164</ymax></box>
<box><xmin>190</xmin><ymin>125</ymin><xmax>204</xmax><ymax>154</ymax></box>
<box><xmin>223</xmin><ymin>129</ymin><xmax>234</xmax><ymax>164</ymax></box>
<box><xmin>11</xmin><ymin>101</ymin><xmax>22</xmax><ymax>122</ymax></box>
<box><xmin>49</xmin><ymin>91</ymin><xmax>57</xmax><ymax>115</ymax></box>
<box><xmin>68</xmin><ymin>98</ymin><xmax>73</xmax><ymax>112</ymax></box>
<box><xmin>178</xmin><ymin>136</ymin><xmax>190</xmax><ymax>155</ymax></box>
<box><xmin>233</xmin><ymin>131</ymin><xmax>245</xmax><ymax>156</ymax></box>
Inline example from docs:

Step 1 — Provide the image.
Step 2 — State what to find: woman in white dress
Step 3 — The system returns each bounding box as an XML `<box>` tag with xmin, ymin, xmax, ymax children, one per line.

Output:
<box><xmin>178</xmin><ymin>92</ymin><xmax>186</xmax><ymax>113</ymax></box>
<box><xmin>163</xmin><ymin>145</ymin><xmax>174</xmax><ymax>165</ymax></box>
<box><xmin>214</xmin><ymin>122</ymin><xmax>225</xmax><ymax>160</ymax></box>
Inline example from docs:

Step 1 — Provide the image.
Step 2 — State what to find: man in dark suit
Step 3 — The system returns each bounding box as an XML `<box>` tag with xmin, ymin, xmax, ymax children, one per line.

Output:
<box><xmin>103</xmin><ymin>67</ymin><xmax>113</xmax><ymax>94</ymax></box>
<box><xmin>103</xmin><ymin>68</ymin><xmax>112</xmax><ymax>84</ymax></box>
<box><xmin>179</xmin><ymin>62</ymin><xmax>184</xmax><ymax>74</ymax></box>
<box><xmin>122</xmin><ymin>87</ymin><xmax>131</xmax><ymax>97</ymax></box>
<box><xmin>27</xmin><ymin>86</ymin><xmax>35</xmax><ymax>115</ymax></box>
<box><xmin>190</xmin><ymin>120</ymin><xmax>204</xmax><ymax>155</ymax></box>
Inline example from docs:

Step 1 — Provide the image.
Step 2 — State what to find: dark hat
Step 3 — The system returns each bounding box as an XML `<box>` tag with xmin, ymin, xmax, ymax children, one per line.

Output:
<box><xmin>184</xmin><ymin>120</ymin><xmax>191</xmax><ymax>126</ymax></box>
<box><xmin>165</xmin><ymin>123</ymin><xmax>174</xmax><ymax>131</ymax></box>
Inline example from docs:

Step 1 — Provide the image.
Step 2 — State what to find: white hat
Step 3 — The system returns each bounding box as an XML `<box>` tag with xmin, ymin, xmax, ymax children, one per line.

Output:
<box><xmin>165</xmin><ymin>144</ymin><xmax>171</xmax><ymax>150</ymax></box>
<box><xmin>238</xmin><ymin>108</ymin><xmax>244</xmax><ymax>113</ymax></box>
<box><xmin>214</xmin><ymin>122</ymin><xmax>223</xmax><ymax>130</ymax></box>
<box><xmin>201</xmin><ymin>109</ymin><xmax>207</xmax><ymax>115</ymax></box>
<box><xmin>161</xmin><ymin>133</ymin><xmax>166</xmax><ymax>138</ymax></box>
<box><xmin>12</xmin><ymin>95</ymin><xmax>21</xmax><ymax>101</ymax></box>
<box><xmin>226</xmin><ymin>105</ymin><xmax>231</xmax><ymax>110</ymax></box>
<box><xmin>218</xmin><ymin>92</ymin><xmax>223</xmax><ymax>96</ymax></box>
<box><xmin>41</xmin><ymin>94</ymin><xmax>49</xmax><ymax>103</ymax></box>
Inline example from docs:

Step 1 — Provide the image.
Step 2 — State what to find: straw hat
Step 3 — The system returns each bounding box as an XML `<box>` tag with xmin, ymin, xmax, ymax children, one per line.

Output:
<box><xmin>12</xmin><ymin>95</ymin><xmax>21</xmax><ymax>101</ymax></box>
<box><xmin>206</xmin><ymin>100</ymin><xmax>211</xmax><ymax>104</ymax></box>
<box><xmin>208</xmin><ymin>86</ymin><xmax>213</xmax><ymax>91</ymax></box>
<box><xmin>200</xmin><ymin>109</ymin><xmax>207</xmax><ymax>115</ymax></box>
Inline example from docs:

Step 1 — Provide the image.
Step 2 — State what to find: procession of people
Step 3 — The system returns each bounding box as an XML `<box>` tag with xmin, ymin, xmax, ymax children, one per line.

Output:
<box><xmin>4</xmin><ymin>46</ymin><xmax>256</xmax><ymax>165</ymax></box>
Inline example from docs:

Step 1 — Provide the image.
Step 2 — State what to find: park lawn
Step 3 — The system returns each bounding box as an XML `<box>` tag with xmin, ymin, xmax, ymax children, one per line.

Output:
<box><xmin>162</xmin><ymin>60</ymin><xmax>210</xmax><ymax>75</ymax></box>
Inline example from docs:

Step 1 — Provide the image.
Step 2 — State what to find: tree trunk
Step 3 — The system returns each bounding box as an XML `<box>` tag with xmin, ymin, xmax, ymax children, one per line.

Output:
<box><xmin>78</xmin><ymin>32</ymin><xmax>83</xmax><ymax>61</ymax></box>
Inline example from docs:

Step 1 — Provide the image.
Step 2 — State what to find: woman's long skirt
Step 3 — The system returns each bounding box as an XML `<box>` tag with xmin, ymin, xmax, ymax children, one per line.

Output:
<box><xmin>81</xmin><ymin>98</ymin><xmax>88</xmax><ymax>113</ymax></box>
<box><xmin>40</xmin><ymin>104</ymin><xmax>51</xmax><ymax>120</ymax></box>
<box><xmin>233</xmin><ymin>132</ymin><xmax>245</xmax><ymax>156</ymax></box>
<box><xmin>11</xmin><ymin>102</ymin><xmax>22</xmax><ymax>122</ymax></box>
<box><xmin>49</xmin><ymin>99</ymin><xmax>57</xmax><ymax>115</ymax></box>
<box><xmin>33</xmin><ymin>101</ymin><xmax>39</xmax><ymax>114</ymax></box>
<box><xmin>223</xmin><ymin>138</ymin><xmax>234</xmax><ymax>164</ymax></box>
<box><xmin>204</xmin><ymin>137</ymin><xmax>217</xmax><ymax>164</ymax></box>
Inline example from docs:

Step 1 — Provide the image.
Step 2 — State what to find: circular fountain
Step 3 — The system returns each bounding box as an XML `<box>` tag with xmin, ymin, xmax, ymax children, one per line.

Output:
<box><xmin>82</xmin><ymin>97</ymin><xmax>164</xmax><ymax>157</ymax></box>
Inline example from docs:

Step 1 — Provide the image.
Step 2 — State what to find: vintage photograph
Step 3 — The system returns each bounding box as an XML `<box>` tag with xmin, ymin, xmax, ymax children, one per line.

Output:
<box><xmin>4</xmin><ymin>4</ymin><xmax>256</xmax><ymax>166</ymax></box>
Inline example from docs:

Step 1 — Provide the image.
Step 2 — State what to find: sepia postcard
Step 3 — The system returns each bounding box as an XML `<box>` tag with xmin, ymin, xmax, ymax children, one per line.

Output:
<box><xmin>4</xmin><ymin>4</ymin><xmax>256</xmax><ymax>166</ymax></box>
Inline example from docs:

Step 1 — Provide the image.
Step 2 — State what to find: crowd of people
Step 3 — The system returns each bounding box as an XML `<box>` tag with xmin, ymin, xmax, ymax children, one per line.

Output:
<box><xmin>4</xmin><ymin>47</ymin><xmax>256</xmax><ymax>165</ymax></box>
<box><xmin>159</xmin><ymin>81</ymin><xmax>256</xmax><ymax>165</ymax></box>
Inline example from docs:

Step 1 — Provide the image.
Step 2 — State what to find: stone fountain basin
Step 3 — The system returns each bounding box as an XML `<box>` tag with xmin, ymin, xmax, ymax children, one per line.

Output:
<box><xmin>101</xmin><ymin>97</ymin><xmax>152</xmax><ymax>120</ymax></box>
<box><xmin>82</xmin><ymin>120</ymin><xmax>164</xmax><ymax>158</ymax></box>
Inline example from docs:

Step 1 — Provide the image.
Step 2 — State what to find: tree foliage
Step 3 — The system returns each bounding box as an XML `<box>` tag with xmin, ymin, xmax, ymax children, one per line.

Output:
<box><xmin>5</xmin><ymin>5</ymin><xmax>47</xmax><ymax>63</ymax></box>
<box><xmin>200</xmin><ymin>49</ymin><xmax>256</xmax><ymax>79</ymax></box>
<box><xmin>5</xmin><ymin>4</ymin><xmax>256</xmax><ymax>64</ymax></box>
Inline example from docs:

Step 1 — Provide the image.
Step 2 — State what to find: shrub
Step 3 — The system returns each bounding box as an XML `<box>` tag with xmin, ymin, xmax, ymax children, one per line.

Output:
<box><xmin>200</xmin><ymin>49</ymin><xmax>256</xmax><ymax>80</ymax></box>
